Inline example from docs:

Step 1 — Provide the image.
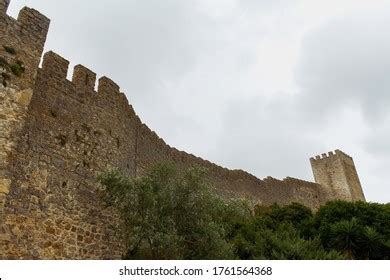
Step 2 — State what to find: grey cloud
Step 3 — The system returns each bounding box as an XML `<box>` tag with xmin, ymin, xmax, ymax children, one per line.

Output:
<box><xmin>293</xmin><ymin>7</ymin><xmax>390</xmax><ymax>202</ymax></box>
<box><xmin>8</xmin><ymin>0</ymin><xmax>389</xmax><ymax>203</ymax></box>
<box><xmin>213</xmin><ymin>95</ymin><xmax>324</xmax><ymax>181</ymax></box>
<box><xmin>296</xmin><ymin>9</ymin><xmax>390</xmax><ymax>123</ymax></box>
<box><xmin>364</xmin><ymin>117</ymin><xmax>390</xmax><ymax>158</ymax></box>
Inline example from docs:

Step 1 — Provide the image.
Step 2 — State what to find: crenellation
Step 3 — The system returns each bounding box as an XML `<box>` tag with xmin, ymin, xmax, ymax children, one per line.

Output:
<box><xmin>72</xmin><ymin>65</ymin><xmax>96</xmax><ymax>93</ymax></box>
<box><xmin>42</xmin><ymin>51</ymin><xmax>69</xmax><ymax>80</ymax></box>
<box><xmin>118</xmin><ymin>92</ymin><xmax>129</xmax><ymax>108</ymax></box>
<box><xmin>97</xmin><ymin>76</ymin><xmax>120</xmax><ymax>95</ymax></box>
<box><xmin>16</xmin><ymin>7</ymin><xmax>50</xmax><ymax>44</ymax></box>
<box><xmin>335</xmin><ymin>149</ymin><xmax>350</xmax><ymax>158</ymax></box>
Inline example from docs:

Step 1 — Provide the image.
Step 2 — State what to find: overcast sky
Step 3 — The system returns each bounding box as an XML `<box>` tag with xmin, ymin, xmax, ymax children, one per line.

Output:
<box><xmin>8</xmin><ymin>0</ymin><xmax>390</xmax><ymax>203</ymax></box>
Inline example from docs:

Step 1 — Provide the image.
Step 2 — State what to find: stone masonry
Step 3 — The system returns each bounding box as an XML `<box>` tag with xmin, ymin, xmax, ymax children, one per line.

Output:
<box><xmin>0</xmin><ymin>1</ymin><xmax>365</xmax><ymax>259</ymax></box>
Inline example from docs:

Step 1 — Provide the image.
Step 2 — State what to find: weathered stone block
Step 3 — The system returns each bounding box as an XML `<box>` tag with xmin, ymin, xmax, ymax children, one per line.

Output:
<box><xmin>0</xmin><ymin>178</ymin><xmax>11</xmax><ymax>194</ymax></box>
<box><xmin>15</xmin><ymin>89</ymin><xmax>33</xmax><ymax>107</ymax></box>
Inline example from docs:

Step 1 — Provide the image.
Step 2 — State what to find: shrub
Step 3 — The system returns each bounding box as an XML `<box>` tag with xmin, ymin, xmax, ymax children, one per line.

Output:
<box><xmin>98</xmin><ymin>165</ymin><xmax>250</xmax><ymax>260</ymax></box>
<box><xmin>10</xmin><ymin>60</ymin><xmax>25</xmax><ymax>77</ymax></box>
<box><xmin>99</xmin><ymin>166</ymin><xmax>389</xmax><ymax>260</ymax></box>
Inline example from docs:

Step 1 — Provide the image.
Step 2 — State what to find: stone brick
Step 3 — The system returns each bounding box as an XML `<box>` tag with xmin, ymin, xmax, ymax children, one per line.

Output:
<box><xmin>15</xmin><ymin>89</ymin><xmax>33</xmax><ymax>107</ymax></box>
<box><xmin>0</xmin><ymin>178</ymin><xmax>11</xmax><ymax>194</ymax></box>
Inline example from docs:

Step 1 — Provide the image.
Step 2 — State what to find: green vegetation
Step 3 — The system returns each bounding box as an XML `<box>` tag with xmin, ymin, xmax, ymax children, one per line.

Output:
<box><xmin>99</xmin><ymin>165</ymin><xmax>250</xmax><ymax>259</ymax></box>
<box><xmin>99</xmin><ymin>165</ymin><xmax>390</xmax><ymax>260</ymax></box>
<box><xmin>10</xmin><ymin>60</ymin><xmax>25</xmax><ymax>77</ymax></box>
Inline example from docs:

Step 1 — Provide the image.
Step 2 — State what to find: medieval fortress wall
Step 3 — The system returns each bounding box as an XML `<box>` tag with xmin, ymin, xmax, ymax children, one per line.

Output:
<box><xmin>0</xmin><ymin>1</ymin><xmax>365</xmax><ymax>259</ymax></box>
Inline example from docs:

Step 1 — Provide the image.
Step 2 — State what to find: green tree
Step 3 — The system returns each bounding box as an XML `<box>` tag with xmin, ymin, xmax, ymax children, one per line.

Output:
<box><xmin>231</xmin><ymin>220</ymin><xmax>343</xmax><ymax>260</ymax></box>
<box><xmin>98</xmin><ymin>164</ymin><xmax>250</xmax><ymax>260</ymax></box>
<box><xmin>255</xmin><ymin>203</ymin><xmax>315</xmax><ymax>238</ymax></box>
<box><xmin>328</xmin><ymin>218</ymin><xmax>362</xmax><ymax>259</ymax></box>
<box><xmin>359</xmin><ymin>227</ymin><xmax>388</xmax><ymax>260</ymax></box>
<box><xmin>99</xmin><ymin>166</ymin><xmax>389</xmax><ymax>260</ymax></box>
<box><xmin>314</xmin><ymin>201</ymin><xmax>390</xmax><ymax>259</ymax></box>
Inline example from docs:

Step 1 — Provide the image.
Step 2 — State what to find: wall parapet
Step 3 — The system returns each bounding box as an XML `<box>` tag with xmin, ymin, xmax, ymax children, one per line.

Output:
<box><xmin>41</xmin><ymin>51</ymin><xmax>124</xmax><ymax>96</ymax></box>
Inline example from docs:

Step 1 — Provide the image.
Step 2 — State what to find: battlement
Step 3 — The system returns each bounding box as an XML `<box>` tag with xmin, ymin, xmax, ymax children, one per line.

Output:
<box><xmin>16</xmin><ymin>7</ymin><xmax>50</xmax><ymax>42</ymax></box>
<box><xmin>72</xmin><ymin>65</ymin><xmax>96</xmax><ymax>92</ymax></box>
<box><xmin>310</xmin><ymin>149</ymin><xmax>353</xmax><ymax>163</ymax></box>
<box><xmin>0</xmin><ymin>2</ymin><xmax>49</xmax><ymax>44</ymax></box>
<box><xmin>41</xmin><ymin>51</ymin><xmax>123</xmax><ymax>97</ymax></box>
<box><xmin>42</xmin><ymin>51</ymin><xmax>69</xmax><ymax>80</ymax></box>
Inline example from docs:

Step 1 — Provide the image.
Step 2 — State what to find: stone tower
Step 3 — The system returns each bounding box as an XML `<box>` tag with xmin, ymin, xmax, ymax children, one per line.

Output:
<box><xmin>310</xmin><ymin>150</ymin><xmax>365</xmax><ymax>202</ymax></box>
<box><xmin>0</xmin><ymin>0</ymin><xmax>49</xmax><ymax>90</ymax></box>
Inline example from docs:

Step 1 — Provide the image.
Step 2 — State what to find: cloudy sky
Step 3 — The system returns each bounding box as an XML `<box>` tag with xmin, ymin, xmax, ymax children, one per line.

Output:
<box><xmin>8</xmin><ymin>0</ymin><xmax>390</xmax><ymax>203</ymax></box>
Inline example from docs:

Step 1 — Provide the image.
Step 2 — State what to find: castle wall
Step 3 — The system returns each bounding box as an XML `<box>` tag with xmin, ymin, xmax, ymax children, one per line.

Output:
<box><xmin>0</xmin><ymin>50</ymin><xmax>331</xmax><ymax>259</ymax></box>
<box><xmin>0</xmin><ymin>85</ymin><xmax>33</xmax><ymax>243</ymax></box>
<box><xmin>0</xmin><ymin>1</ymin><xmax>50</xmax><ymax>252</ymax></box>
<box><xmin>0</xmin><ymin>1</ymin><xmax>359</xmax><ymax>259</ymax></box>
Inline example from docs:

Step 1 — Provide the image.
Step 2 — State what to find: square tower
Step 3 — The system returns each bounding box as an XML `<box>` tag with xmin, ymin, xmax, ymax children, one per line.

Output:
<box><xmin>0</xmin><ymin>0</ymin><xmax>50</xmax><ymax>89</ymax></box>
<box><xmin>310</xmin><ymin>150</ymin><xmax>365</xmax><ymax>202</ymax></box>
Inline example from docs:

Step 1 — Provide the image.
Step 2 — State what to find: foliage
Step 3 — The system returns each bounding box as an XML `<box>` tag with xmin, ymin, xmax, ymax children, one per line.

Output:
<box><xmin>99</xmin><ymin>165</ymin><xmax>250</xmax><ymax>260</ymax></box>
<box><xmin>313</xmin><ymin>200</ymin><xmax>390</xmax><ymax>259</ymax></box>
<box><xmin>10</xmin><ymin>60</ymin><xmax>25</xmax><ymax>77</ymax></box>
<box><xmin>328</xmin><ymin>218</ymin><xmax>362</xmax><ymax>259</ymax></box>
<box><xmin>231</xmin><ymin>219</ymin><xmax>343</xmax><ymax>260</ymax></box>
<box><xmin>99</xmin><ymin>165</ymin><xmax>390</xmax><ymax>260</ymax></box>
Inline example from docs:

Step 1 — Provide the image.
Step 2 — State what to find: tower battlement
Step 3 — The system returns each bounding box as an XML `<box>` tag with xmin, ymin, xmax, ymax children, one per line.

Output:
<box><xmin>310</xmin><ymin>149</ymin><xmax>365</xmax><ymax>202</ymax></box>
<box><xmin>310</xmin><ymin>149</ymin><xmax>354</xmax><ymax>164</ymax></box>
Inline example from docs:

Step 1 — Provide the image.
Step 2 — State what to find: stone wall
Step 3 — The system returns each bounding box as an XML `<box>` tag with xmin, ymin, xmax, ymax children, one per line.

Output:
<box><xmin>0</xmin><ymin>1</ymin><xmax>363</xmax><ymax>259</ymax></box>
<box><xmin>0</xmin><ymin>85</ymin><xmax>32</xmax><ymax>244</ymax></box>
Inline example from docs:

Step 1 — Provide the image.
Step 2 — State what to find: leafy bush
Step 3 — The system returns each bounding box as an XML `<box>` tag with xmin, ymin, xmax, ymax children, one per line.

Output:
<box><xmin>314</xmin><ymin>201</ymin><xmax>390</xmax><ymax>259</ymax></box>
<box><xmin>230</xmin><ymin>219</ymin><xmax>344</xmax><ymax>260</ymax></box>
<box><xmin>99</xmin><ymin>164</ymin><xmax>250</xmax><ymax>260</ymax></box>
<box><xmin>99</xmin><ymin>165</ymin><xmax>389</xmax><ymax>260</ymax></box>
<box><xmin>10</xmin><ymin>60</ymin><xmax>25</xmax><ymax>77</ymax></box>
